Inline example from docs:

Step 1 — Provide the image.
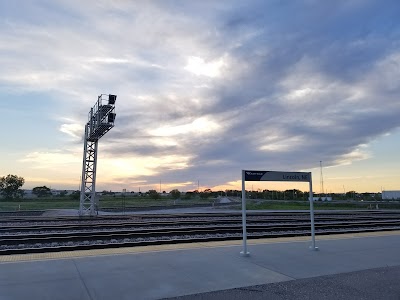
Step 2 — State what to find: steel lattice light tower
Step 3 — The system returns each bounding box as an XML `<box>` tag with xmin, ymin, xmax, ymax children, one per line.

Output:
<box><xmin>79</xmin><ymin>94</ymin><xmax>117</xmax><ymax>216</ymax></box>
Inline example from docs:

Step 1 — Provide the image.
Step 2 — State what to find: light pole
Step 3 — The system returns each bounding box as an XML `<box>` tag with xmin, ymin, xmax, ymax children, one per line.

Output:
<box><xmin>79</xmin><ymin>94</ymin><xmax>117</xmax><ymax>216</ymax></box>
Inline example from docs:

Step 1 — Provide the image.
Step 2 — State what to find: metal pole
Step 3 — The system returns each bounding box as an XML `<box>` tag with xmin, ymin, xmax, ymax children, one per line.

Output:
<box><xmin>309</xmin><ymin>172</ymin><xmax>318</xmax><ymax>250</ymax></box>
<box><xmin>241</xmin><ymin>170</ymin><xmax>250</xmax><ymax>256</ymax></box>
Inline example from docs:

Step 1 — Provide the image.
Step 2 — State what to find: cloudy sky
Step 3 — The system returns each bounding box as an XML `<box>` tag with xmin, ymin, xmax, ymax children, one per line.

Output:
<box><xmin>1</xmin><ymin>0</ymin><xmax>399</xmax><ymax>193</ymax></box>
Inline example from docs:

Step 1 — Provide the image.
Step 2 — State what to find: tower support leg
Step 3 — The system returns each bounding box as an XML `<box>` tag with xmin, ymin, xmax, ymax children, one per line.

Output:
<box><xmin>79</xmin><ymin>126</ymin><xmax>99</xmax><ymax>216</ymax></box>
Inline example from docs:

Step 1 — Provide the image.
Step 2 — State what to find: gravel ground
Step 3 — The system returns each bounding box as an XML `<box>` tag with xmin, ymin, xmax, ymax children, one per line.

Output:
<box><xmin>165</xmin><ymin>265</ymin><xmax>400</xmax><ymax>300</ymax></box>
<box><xmin>40</xmin><ymin>209</ymin><xmax>81</xmax><ymax>217</ymax></box>
<box><xmin>39</xmin><ymin>207</ymin><xmax>238</xmax><ymax>217</ymax></box>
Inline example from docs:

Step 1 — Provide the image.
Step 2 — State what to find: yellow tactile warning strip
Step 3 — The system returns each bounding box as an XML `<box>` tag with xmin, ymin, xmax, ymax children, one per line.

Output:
<box><xmin>1</xmin><ymin>230</ymin><xmax>399</xmax><ymax>264</ymax></box>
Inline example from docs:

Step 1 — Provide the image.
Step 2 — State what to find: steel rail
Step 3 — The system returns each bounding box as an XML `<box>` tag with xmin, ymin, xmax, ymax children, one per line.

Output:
<box><xmin>1</xmin><ymin>210</ymin><xmax>399</xmax><ymax>223</ymax></box>
<box><xmin>1</xmin><ymin>217</ymin><xmax>400</xmax><ymax>236</ymax></box>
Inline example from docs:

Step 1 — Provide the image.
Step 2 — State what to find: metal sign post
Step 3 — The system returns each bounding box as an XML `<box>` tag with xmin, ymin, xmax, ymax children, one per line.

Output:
<box><xmin>309</xmin><ymin>174</ymin><xmax>318</xmax><ymax>250</ymax></box>
<box><xmin>241</xmin><ymin>170</ymin><xmax>318</xmax><ymax>255</ymax></box>
<box><xmin>240</xmin><ymin>170</ymin><xmax>250</xmax><ymax>256</ymax></box>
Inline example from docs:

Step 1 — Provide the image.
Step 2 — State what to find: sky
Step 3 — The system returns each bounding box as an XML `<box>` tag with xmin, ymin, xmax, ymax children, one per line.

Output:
<box><xmin>0</xmin><ymin>0</ymin><xmax>399</xmax><ymax>193</ymax></box>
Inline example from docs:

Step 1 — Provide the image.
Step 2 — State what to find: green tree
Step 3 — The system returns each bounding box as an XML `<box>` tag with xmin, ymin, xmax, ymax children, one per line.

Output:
<box><xmin>346</xmin><ymin>191</ymin><xmax>357</xmax><ymax>200</ymax></box>
<box><xmin>58</xmin><ymin>190</ymin><xmax>68</xmax><ymax>197</ymax></box>
<box><xmin>32</xmin><ymin>186</ymin><xmax>52</xmax><ymax>197</ymax></box>
<box><xmin>0</xmin><ymin>174</ymin><xmax>25</xmax><ymax>200</ymax></box>
<box><xmin>184</xmin><ymin>191</ymin><xmax>194</xmax><ymax>199</ymax></box>
<box><xmin>70</xmin><ymin>190</ymin><xmax>80</xmax><ymax>200</ymax></box>
<box><xmin>200</xmin><ymin>188</ymin><xmax>212</xmax><ymax>199</ymax></box>
<box><xmin>147</xmin><ymin>189</ymin><xmax>160</xmax><ymax>199</ymax></box>
<box><xmin>170</xmin><ymin>189</ymin><xmax>181</xmax><ymax>199</ymax></box>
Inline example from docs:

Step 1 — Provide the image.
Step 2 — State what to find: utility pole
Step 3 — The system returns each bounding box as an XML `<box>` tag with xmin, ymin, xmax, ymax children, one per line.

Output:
<box><xmin>320</xmin><ymin>161</ymin><xmax>324</xmax><ymax>200</ymax></box>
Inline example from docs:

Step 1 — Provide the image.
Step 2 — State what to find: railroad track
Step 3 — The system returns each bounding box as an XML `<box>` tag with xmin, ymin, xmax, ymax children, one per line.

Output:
<box><xmin>1</xmin><ymin>211</ymin><xmax>399</xmax><ymax>255</ymax></box>
<box><xmin>1</xmin><ymin>210</ymin><xmax>399</xmax><ymax>224</ymax></box>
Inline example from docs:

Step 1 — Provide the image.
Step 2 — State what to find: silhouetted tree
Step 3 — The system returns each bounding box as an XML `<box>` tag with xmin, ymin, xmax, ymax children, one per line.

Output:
<box><xmin>200</xmin><ymin>188</ymin><xmax>212</xmax><ymax>199</ymax></box>
<box><xmin>184</xmin><ymin>191</ymin><xmax>194</xmax><ymax>199</ymax></box>
<box><xmin>70</xmin><ymin>190</ymin><xmax>80</xmax><ymax>200</ymax></box>
<box><xmin>346</xmin><ymin>191</ymin><xmax>357</xmax><ymax>200</ymax></box>
<box><xmin>58</xmin><ymin>190</ymin><xmax>68</xmax><ymax>197</ymax></box>
<box><xmin>147</xmin><ymin>189</ymin><xmax>160</xmax><ymax>199</ymax></box>
<box><xmin>0</xmin><ymin>174</ymin><xmax>25</xmax><ymax>200</ymax></box>
<box><xmin>32</xmin><ymin>186</ymin><xmax>52</xmax><ymax>197</ymax></box>
<box><xmin>170</xmin><ymin>189</ymin><xmax>181</xmax><ymax>199</ymax></box>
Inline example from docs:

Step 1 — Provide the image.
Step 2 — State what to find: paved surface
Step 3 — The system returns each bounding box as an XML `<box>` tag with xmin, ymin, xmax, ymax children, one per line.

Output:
<box><xmin>168</xmin><ymin>265</ymin><xmax>400</xmax><ymax>300</ymax></box>
<box><xmin>0</xmin><ymin>232</ymin><xmax>399</xmax><ymax>300</ymax></box>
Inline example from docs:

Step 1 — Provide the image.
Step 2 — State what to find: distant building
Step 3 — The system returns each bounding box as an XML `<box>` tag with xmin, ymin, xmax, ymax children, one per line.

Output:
<box><xmin>51</xmin><ymin>190</ymin><xmax>74</xmax><ymax>196</ymax></box>
<box><xmin>382</xmin><ymin>191</ymin><xmax>400</xmax><ymax>200</ymax></box>
<box><xmin>23</xmin><ymin>190</ymin><xmax>37</xmax><ymax>198</ymax></box>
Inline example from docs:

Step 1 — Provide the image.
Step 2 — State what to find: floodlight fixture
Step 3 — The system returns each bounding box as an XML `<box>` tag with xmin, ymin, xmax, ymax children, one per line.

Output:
<box><xmin>79</xmin><ymin>94</ymin><xmax>117</xmax><ymax>216</ymax></box>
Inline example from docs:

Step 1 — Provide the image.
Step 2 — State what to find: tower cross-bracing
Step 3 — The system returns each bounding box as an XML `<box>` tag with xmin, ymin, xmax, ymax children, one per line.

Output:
<box><xmin>79</xmin><ymin>94</ymin><xmax>116</xmax><ymax>216</ymax></box>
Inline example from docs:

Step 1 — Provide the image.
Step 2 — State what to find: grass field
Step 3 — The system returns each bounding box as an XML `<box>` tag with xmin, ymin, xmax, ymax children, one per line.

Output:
<box><xmin>1</xmin><ymin>196</ymin><xmax>399</xmax><ymax>212</ymax></box>
<box><xmin>246</xmin><ymin>200</ymin><xmax>400</xmax><ymax>210</ymax></box>
<box><xmin>0</xmin><ymin>196</ymin><xmax>217</xmax><ymax>211</ymax></box>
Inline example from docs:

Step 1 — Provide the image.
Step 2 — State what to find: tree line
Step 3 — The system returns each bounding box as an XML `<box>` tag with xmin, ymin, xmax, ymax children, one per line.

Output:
<box><xmin>1</xmin><ymin>174</ymin><xmax>382</xmax><ymax>201</ymax></box>
<box><xmin>0</xmin><ymin>174</ymin><xmax>79</xmax><ymax>200</ymax></box>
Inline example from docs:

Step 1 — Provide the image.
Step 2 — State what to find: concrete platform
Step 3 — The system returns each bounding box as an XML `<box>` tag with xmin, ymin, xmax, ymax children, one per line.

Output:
<box><xmin>169</xmin><ymin>265</ymin><xmax>400</xmax><ymax>299</ymax></box>
<box><xmin>0</xmin><ymin>231</ymin><xmax>399</xmax><ymax>300</ymax></box>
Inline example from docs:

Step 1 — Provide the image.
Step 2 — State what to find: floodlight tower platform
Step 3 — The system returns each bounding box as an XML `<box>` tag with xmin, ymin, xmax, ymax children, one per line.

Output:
<box><xmin>79</xmin><ymin>94</ymin><xmax>116</xmax><ymax>216</ymax></box>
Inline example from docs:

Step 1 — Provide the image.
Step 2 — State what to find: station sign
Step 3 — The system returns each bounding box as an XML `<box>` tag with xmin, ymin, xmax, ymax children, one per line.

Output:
<box><xmin>241</xmin><ymin>169</ymin><xmax>317</xmax><ymax>255</ymax></box>
<box><xmin>244</xmin><ymin>170</ymin><xmax>310</xmax><ymax>182</ymax></box>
